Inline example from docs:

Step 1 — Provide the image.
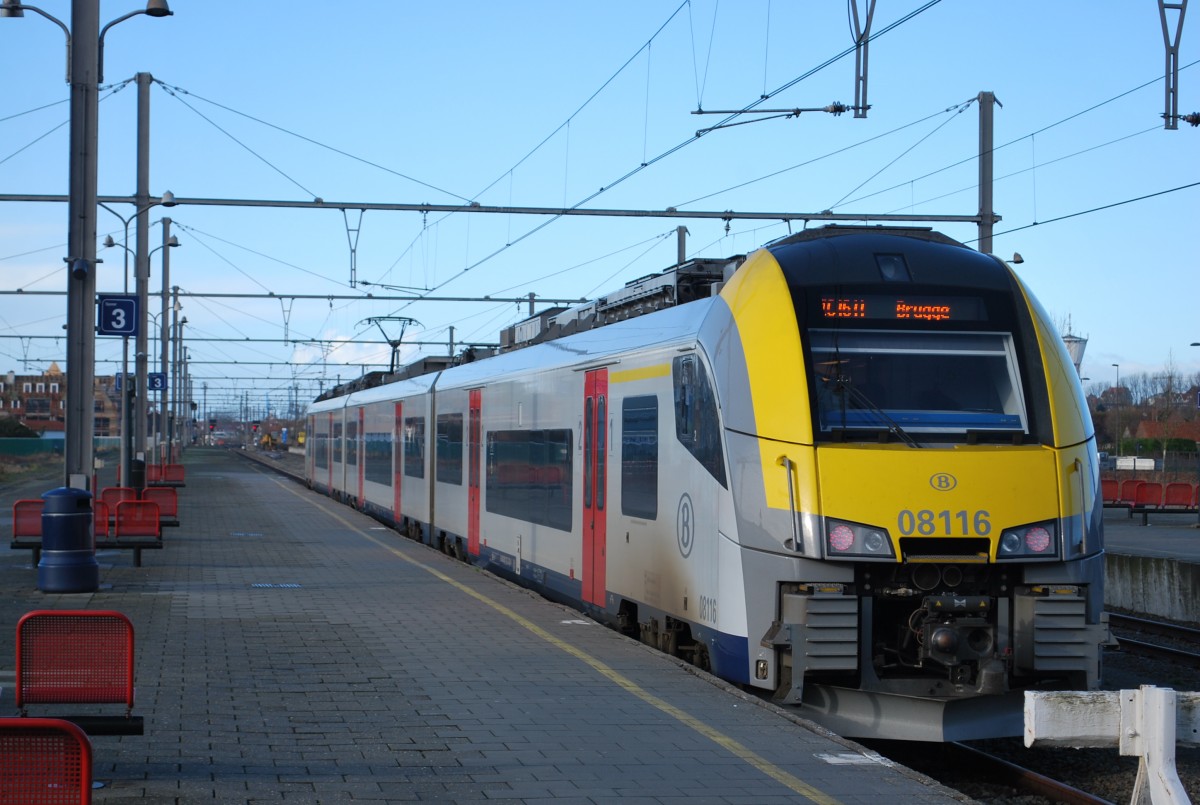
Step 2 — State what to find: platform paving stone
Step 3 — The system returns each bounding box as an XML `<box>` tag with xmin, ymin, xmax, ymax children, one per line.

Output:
<box><xmin>1</xmin><ymin>448</ymin><xmax>969</xmax><ymax>803</ymax></box>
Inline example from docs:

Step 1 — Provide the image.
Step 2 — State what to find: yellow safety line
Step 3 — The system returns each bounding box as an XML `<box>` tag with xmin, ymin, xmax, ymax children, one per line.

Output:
<box><xmin>271</xmin><ymin>476</ymin><xmax>843</xmax><ymax>805</ymax></box>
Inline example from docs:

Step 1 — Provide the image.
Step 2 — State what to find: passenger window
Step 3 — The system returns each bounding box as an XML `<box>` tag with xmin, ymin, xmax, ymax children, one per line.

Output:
<box><xmin>672</xmin><ymin>356</ymin><xmax>727</xmax><ymax>488</ymax></box>
<box><xmin>621</xmin><ymin>395</ymin><xmax>658</xmax><ymax>519</ymax></box>
<box><xmin>403</xmin><ymin>416</ymin><xmax>425</xmax><ymax>479</ymax></box>
<box><xmin>485</xmin><ymin>429</ymin><xmax>573</xmax><ymax>531</ymax></box>
<box><xmin>584</xmin><ymin>398</ymin><xmax>593</xmax><ymax>509</ymax></box>
<box><xmin>436</xmin><ymin>413</ymin><xmax>463</xmax><ymax>485</ymax></box>
<box><xmin>596</xmin><ymin>395</ymin><xmax>606</xmax><ymax>511</ymax></box>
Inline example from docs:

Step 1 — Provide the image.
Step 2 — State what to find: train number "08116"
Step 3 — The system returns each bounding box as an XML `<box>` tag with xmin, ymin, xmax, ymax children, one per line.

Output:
<box><xmin>897</xmin><ymin>509</ymin><xmax>991</xmax><ymax>536</ymax></box>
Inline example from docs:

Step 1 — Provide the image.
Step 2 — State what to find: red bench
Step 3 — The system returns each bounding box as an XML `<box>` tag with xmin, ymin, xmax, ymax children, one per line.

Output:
<box><xmin>105</xmin><ymin>500</ymin><xmax>163</xmax><ymax>567</ymax></box>
<box><xmin>16</xmin><ymin>610</ymin><xmax>142</xmax><ymax>736</ymax></box>
<box><xmin>1116</xmin><ymin>479</ymin><xmax>1143</xmax><ymax>510</ymax></box>
<box><xmin>1100</xmin><ymin>478</ymin><xmax>1119</xmax><ymax>506</ymax></box>
<box><xmin>152</xmin><ymin>463</ymin><xmax>186</xmax><ymax>487</ymax></box>
<box><xmin>11</xmin><ymin>499</ymin><xmax>45</xmax><ymax>564</ymax></box>
<box><xmin>1163</xmin><ymin>482</ymin><xmax>1198</xmax><ymax>511</ymax></box>
<box><xmin>10</xmin><ymin>497</ymin><xmax>162</xmax><ymax>568</ymax></box>
<box><xmin>1131</xmin><ymin>481</ymin><xmax>1166</xmax><ymax>525</ymax></box>
<box><xmin>141</xmin><ymin>485</ymin><xmax>180</xmax><ymax>527</ymax></box>
<box><xmin>93</xmin><ymin>500</ymin><xmax>110</xmax><ymax>540</ymax></box>
<box><xmin>0</xmin><ymin>717</ymin><xmax>93</xmax><ymax>803</ymax></box>
<box><xmin>99</xmin><ymin>486</ymin><xmax>137</xmax><ymax>513</ymax></box>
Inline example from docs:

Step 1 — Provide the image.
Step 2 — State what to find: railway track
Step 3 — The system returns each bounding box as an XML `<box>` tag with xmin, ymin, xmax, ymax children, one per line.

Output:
<box><xmin>863</xmin><ymin>612</ymin><xmax>1200</xmax><ymax>803</ymax></box>
<box><xmin>863</xmin><ymin>738</ymin><xmax>1118</xmax><ymax>805</ymax></box>
<box><xmin>1109</xmin><ymin>612</ymin><xmax>1200</xmax><ymax>668</ymax></box>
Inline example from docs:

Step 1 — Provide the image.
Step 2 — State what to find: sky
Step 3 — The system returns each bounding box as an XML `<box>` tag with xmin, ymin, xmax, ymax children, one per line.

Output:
<box><xmin>1</xmin><ymin>0</ymin><xmax>1197</xmax><ymax>420</ymax></box>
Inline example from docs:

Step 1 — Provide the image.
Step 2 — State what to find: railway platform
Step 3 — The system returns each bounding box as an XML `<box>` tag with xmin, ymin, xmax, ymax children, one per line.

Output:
<box><xmin>0</xmin><ymin>447</ymin><xmax>967</xmax><ymax>804</ymax></box>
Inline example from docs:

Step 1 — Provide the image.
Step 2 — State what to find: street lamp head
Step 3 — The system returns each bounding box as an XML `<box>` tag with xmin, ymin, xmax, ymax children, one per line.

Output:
<box><xmin>103</xmin><ymin>235</ymin><xmax>117</xmax><ymax>248</ymax></box>
<box><xmin>1011</xmin><ymin>252</ymin><xmax>1024</xmax><ymax>264</ymax></box>
<box><xmin>69</xmin><ymin>258</ymin><xmax>89</xmax><ymax>280</ymax></box>
<box><xmin>0</xmin><ymin>0</ymin><xmax>23</xmax><ymax>19</ymax></box>
<box><xmin>161</xmin><ymin>190</ymin><xmax>176</xmax><ymax>207</ymax></box>
<box><xmin>145</xmin><ymin>0</ymin><xmax>173</xmax><ymax>17</ymax></box>
<box><xmin>166</xmin><ymin>235</ymin><xmax>180</xmax><ymax>248</ymax></box>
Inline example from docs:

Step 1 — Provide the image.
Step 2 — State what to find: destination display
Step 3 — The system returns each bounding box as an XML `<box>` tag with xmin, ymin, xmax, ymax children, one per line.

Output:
<box><xmin>819</xmin><ymin>294</ymin><xmax>987</xmax><ymax>322</ymax></box>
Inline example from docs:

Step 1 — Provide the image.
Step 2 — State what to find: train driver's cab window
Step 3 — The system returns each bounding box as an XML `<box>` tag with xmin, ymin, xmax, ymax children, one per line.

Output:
<box><xmin>809</xmin><ymin>329</ymin><xmax>1026</xmax><ymax>439</ymax></box>
<box><xmin>673</xmin><ymin>355</ymin><xmax>727</xmax><ymax>487</ymax></box>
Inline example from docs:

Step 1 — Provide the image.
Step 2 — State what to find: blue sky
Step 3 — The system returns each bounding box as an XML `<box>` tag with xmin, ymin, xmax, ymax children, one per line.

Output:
<box><xmin>1</xmin><ymin>1</ymin><xmax>1197</xmax><ymax>417</ymax></box>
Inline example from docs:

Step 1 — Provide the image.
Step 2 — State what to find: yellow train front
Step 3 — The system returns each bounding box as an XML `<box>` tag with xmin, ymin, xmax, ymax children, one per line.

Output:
<box><xmin>724</xmin><ymin>227</ymin><xmax>1107</xmax><ymax>740</ymax></box>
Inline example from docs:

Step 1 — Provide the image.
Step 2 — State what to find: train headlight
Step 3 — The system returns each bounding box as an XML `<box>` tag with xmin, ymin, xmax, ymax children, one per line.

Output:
<box><xmin>997</xmin><ymin>521</ymin><xmax>1059</xmax><ymax>561</ymax></box>
<box><xmin>823</xmin><ymin>518</ymin><xmax>895</xmax><ymax>559</ymax></box>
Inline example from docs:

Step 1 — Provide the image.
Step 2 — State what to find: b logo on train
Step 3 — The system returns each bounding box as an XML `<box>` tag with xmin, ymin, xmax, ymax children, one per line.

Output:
<box><xmin>307</xmin><ymin>227</ymin><xmax>1107</xmax><ymax>741</ymax></box>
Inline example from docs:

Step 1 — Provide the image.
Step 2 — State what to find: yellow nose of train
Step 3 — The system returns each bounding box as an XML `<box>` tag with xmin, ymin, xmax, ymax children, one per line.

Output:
<box><xmin>720</xmin><ymin>227</ymin><xmax>1099</xmax><ymax>564</ymax></box>
<box><xmin>816</xmin><ymin>444</ymin><xmax>1062</xmax><ymax>563</ymax></box>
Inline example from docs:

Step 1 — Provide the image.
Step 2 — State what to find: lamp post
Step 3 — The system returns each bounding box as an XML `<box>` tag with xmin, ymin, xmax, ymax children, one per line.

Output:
<box><xmin>1112</xmin><ymin>363</ymin><xmax>1121</xmax><ymax>458</ymax></box>
<box><xmin>173</xmin><ymin>315</ymin><xmax>187</xmax><ymax>452</ymax></box>
<box><xmin>1</xmin><ymin>0</ymin><xmax>173</xmax><ymax>489</ymax></box>
<box><xmin>100</xmin><ymin>196</ymin><xmax>175</xmax><ymax>485</ymax></box>
<box><xmin>159</xmin><ymin>218</ymin><xmax>178</xmax><ymax>462</ymax></box>
<box><xmin>168</xmin><ymin>291</ymin><xmax>181</xmax><ymax>457</ymax></box>
<box><xmin>1192</xmin><ymin>343</ymin><xmax>1199</xmax><ymax>527</ymax></box>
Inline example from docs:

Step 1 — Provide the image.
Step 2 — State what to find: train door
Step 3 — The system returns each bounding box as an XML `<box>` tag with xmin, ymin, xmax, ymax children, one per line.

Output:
<box><xmin>582</xmin><ymin>369</ymin><xmax>608</xmax><ymax>607</ymax></box>
<box><xmin>467</xmin><ymin>388</ymin><xmax>482</xmax><ymax>557</ymax></box>
<box><xmin>392</xmin><ymin>401</ymin><xmax>404</xmax><ymax>522</ymax></box>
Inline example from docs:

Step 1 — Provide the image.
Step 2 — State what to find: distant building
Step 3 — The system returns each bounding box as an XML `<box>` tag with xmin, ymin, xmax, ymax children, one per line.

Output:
<box><xmin>1134</xmin><ymin>418</ymin><xmax>1200</xmax><ymax>447</ymax></box>
<box><xmin>0</xmin><ymin>364</ymin><xmax>121</xmax><ymax>437</ymax></box>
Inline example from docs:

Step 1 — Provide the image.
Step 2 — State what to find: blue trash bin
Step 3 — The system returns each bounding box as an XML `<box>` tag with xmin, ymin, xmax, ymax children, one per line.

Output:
<box><xmin>38</xmin><ymin>487</ymin><xmax>100</xmax><ymax>594</ymax></box>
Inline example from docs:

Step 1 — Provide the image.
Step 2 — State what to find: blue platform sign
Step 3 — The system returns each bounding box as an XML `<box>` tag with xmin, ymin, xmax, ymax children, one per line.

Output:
<box><xmin>148</xmin><ymin>372</ymin><xmax>166</xmax><ymax>392</ymax></box>
<box><xmin>97</xmin><ymin>294</ymin><xmax>138</xmax><ymax>337</ymax></box>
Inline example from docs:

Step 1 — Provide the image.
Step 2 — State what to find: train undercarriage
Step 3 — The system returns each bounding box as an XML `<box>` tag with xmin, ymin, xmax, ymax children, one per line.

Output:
<box><xmin>760</xmin><ymin>562</ymin><xmax>1106</xmax><ymax>740</ymax></box>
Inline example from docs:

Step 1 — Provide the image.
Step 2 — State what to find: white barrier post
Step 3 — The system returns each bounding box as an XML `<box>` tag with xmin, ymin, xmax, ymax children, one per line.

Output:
<box><xmin>1025</xmin><ymin>685</ymin><xmax>1198</xmax><ymax>805</ymax></box>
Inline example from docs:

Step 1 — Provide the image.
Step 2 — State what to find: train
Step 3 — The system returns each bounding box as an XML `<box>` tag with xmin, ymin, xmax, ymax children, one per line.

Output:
<box><xmin>305</xmin><ymin>226</ymin><xmax>1108</xmax><ymax>741</ymax></box>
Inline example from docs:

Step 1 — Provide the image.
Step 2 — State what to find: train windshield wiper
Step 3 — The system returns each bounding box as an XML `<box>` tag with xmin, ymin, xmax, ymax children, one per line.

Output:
<box><xmin>837</xmin><ymin>379</ymin><xmax>923</xmax><ymax>449</ymax></box>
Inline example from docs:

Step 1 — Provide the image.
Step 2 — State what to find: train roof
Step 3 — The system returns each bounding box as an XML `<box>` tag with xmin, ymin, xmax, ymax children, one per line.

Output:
<box><xmin>764</xmin><ymin>225</ymin><xmax>1008</xmax><ymax>290</ymax></box>
<box><xmin>304</xmin><ymin>296</ymin><xmax>715</xmax><ymax>414</ymax></box>
<box><xmin>306</xmin><ymin>226</ymin><xmax>1004</xmax><ymax>412</ymax></box>
<box><xmin>435</xmin><ymin>296</ymin><xmax>716</xmax><ymax>391</ymax></box>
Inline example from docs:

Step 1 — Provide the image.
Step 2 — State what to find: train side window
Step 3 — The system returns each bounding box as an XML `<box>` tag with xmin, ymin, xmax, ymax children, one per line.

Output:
<box><xmin>596</xmin><ymin>395</ymin><xmax>606</xmax><ymax>511</ymax></box>
<box><xmin>621</xmin><ymin>395</ymin><xmax>658</xmax><ymax>520</ymax></box>
<box><xmin>403</xmin><ymin>416</ymin><xmax>425</xmax><ymax>479</ymax></box>
<box><xmin>314</xmin><ymin>431</ymin><xmax>328</xmax><ymax>470</ymax></box>
<box><xmin>485</xmin><ymin>429</ymin><xmax>573</xmax><ymax>531</ymax></box>
<box><xmin>584</xmin><ymin>398</ymin><xmax>593</xmax><ymax>509</ymax></box>
<box><xmin>365</xmin><ymin>430</ymin><xmax>392</xmax><ymax>486</ymax></box>
<box><xmin>436</xmin><ymin>413</ymin><xmax>463</xmax><ymax>485</ymax></box>
<box><xmin>333</xmin><ymin>422</ymin><xmax>343</xmax><ymax>465</ymax></box>
<box><xmin>673</xmin><ymin>356</ymin><xmax>728</xmax><ymax>488</ymax></box>
<box><xmin>346</xmin><ymin>420</ymin><xmax>358</xmax><ymax>466</ymax></box>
